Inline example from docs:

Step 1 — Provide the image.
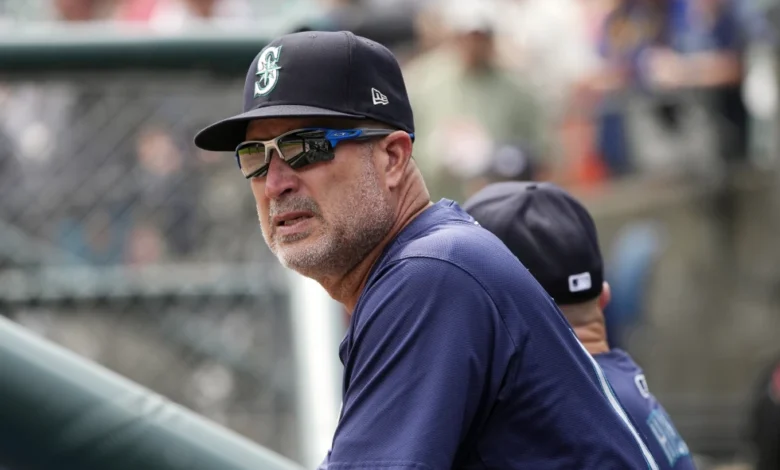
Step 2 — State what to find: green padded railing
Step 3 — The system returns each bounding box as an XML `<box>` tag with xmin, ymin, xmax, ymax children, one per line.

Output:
<box><xmin>0</xmin><ymin>316</ymin><xmax>306</xmax><ymax>470</ymax></box>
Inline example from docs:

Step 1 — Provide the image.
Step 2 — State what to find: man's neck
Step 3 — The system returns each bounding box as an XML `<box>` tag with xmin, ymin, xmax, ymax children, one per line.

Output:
<box><xmin>320</xmin><ymin>183</ymin><xmax>432</xmax><ymax>314</ymax></box>
<box><xmin>560</xmin><ymin>304</ymin><xmax>610</xmax><ymax>356</ymax></box>
<box><xmin>571</xmin><ymin>322</ymin><xmax>610</xmax><ymax>356</ymax></box>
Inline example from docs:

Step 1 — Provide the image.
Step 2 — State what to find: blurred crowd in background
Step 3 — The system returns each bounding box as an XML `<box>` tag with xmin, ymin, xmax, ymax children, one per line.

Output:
<box><xmin>1</xmin><ymin>0</ymin><xmax>779</xmax><ymax>264</ymax></box>
<box><xmin>1</xmin><ymin>0</ymin><xmax>780</xmax><ymax>469</ymax></box>
<box><xmin>0</xmin><ymin>0</ymin><xmax>777</xmax><ymax>258</ymax></box>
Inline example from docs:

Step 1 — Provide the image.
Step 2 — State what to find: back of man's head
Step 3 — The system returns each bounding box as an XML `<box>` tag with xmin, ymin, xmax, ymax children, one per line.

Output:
<box><xmin>463</xmin><ymin>181</ymin><xmax>604</xmax><ymax>308</ymax></box>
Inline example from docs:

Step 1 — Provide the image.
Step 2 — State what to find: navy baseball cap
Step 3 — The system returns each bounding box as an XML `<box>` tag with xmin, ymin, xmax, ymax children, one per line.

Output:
<box><xmin>194</xmin><ymin>30</ymin><xmax>415</xmax><ymax>152</ymax></box>
<box><xmin>463</xmin><ymin>181</ymin><xmax>604</xmax><ymax>305</ymax></box>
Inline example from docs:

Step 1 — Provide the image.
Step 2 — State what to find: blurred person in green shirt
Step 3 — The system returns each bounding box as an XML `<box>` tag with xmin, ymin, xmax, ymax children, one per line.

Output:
<box><xmin>404</xmin><ymin>0</ymin><xmax>549</xmax><ymax>203</ymax></box>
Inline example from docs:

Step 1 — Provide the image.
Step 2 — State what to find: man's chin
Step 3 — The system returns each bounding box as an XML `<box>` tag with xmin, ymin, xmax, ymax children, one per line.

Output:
<box><xmin>276</xmin><ymin>232</ymin><xmax>312</xmax><ymax>244</ymax></box>
<box><xmin>276</xmin><ymin>250</ymin><xmax>323</xmax><ymax>275</ymax></box>
<box><xmin>272</xmin><ymin>235</ymin><xmax>321</xmax><ymax>266</ymax></box>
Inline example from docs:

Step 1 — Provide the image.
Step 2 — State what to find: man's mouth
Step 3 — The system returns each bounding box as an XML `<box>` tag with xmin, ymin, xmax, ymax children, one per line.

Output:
<box><xmin>280</xmin><ymin>216</ymin><xmax>309</xmax><ymax>226</ymax></box>
<box><xmin>272</xmin><ymin>211</ymin><xmax>316</xmax><ymax>230</ymax></box>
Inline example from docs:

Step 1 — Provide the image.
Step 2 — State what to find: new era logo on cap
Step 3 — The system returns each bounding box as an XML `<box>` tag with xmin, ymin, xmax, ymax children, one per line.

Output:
<box><xmin>372</xmin><ymin>88</ymin><xmax>389</xmax><ymax>105</ymax></box>
<box><xmin>568</xmin><ymin>272</ymin><xmax>592</xmax><ymax>293</ymax></box>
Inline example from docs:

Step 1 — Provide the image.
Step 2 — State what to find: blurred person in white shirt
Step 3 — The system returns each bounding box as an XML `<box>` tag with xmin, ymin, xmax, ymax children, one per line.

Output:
<box><xmin>495</xmin><ymin>0</ymin><xmax>607</xmax><ymax>125</ymax></box>
<box><xmin>491</xmin><ymin>0</ymin><xmax>616</xmax><ymax>186</ymax></box>
<box><xmin>404</xmin><ymin>0</ymin><xmax>550</xmax><ymax>202</ymax></box>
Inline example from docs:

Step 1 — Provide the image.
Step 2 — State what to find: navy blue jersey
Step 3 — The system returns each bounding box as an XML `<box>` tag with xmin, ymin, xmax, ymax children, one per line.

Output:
<box><xmin>596</xmin><ymin>350</ymin><xmax>696</xmax><ymax>470</ymax></box>
<box><xmin>320</xmin><ymin>200</ymin><xmax>658</xmax><ymax>469</ymax></box>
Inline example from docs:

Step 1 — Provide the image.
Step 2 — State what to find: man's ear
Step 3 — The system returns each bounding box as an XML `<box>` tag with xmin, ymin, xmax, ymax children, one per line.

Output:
<box><xmin>381</xmin><ymin>131</ymin><xmax>413</xmax><ymax>190</ymax></box>
<box><xmin>599</xmin><ymin>282</ymin><xmax>611</xmax><ymax>310</ymax></box>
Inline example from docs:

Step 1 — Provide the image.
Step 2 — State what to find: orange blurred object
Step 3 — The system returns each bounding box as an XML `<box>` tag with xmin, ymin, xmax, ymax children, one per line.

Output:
<box><xmin>559</xmin><ymin>107</ymin><xmax>608</xmax><ymax>188</ymax></box>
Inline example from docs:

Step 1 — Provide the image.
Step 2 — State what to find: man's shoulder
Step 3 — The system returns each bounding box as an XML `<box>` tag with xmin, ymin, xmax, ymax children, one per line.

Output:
<box><xmin>595</xmin><ymin>351</ymin><xmax>696</xmax><ymax>468</ymax></box>
<box><xmin>595</xmin><ymin>350</ymin><xmax>649</xmax><ymax>400</ymax></box>
<box><xmin>595</xmin><ymin>351</ymin><xmax>666</xmax><ymax>426</ymax></box>
<box><xmin>595</xmin><ymin>349</ymin><xmax>643</xmax><ymax>371</ymax></box>
<box><xmin>372</xmin><ymin>211</ymin><xmax>556</xmax><ymax>322</ymax></box>
<box><xmin>385</xmin><ymin>213</ymin><xmax>522</xmax><ymax>283</ymax></box>
<box><xmin>365</xmin><ymin>202</ymin><xmax>554</xmax><ymax>316</ymax></box>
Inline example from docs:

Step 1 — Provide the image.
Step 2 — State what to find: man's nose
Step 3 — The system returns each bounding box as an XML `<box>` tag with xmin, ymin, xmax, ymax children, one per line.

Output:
<box><xmin>263</xmin><ymin>152</ymin><xmax>299</xmax><ymax>200</ymax></box>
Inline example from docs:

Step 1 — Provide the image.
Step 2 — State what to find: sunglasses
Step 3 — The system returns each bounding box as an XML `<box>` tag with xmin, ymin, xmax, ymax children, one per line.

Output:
<box><xmin>234</xmin><ymin>127</ymin><xmax>414</xmax><ymax>179</ymax></box>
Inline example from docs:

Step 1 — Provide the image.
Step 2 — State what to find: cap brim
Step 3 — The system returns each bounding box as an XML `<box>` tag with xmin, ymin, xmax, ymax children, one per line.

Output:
<box><xmin>194</xmin><ymin>105</ymin><xmax>364</xmax><ymax>152</ymax></box>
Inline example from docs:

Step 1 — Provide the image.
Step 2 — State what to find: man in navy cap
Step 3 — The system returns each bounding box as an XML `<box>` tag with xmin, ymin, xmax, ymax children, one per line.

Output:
<box><xmin>464</xmin><ymin>181</ymin><xmax>696</xmax><ymax>470</ymax></box>
<box><xmin>194</xmin><ymin>31</ymin><xmax>657</xmax><ymax>468</ymax></box>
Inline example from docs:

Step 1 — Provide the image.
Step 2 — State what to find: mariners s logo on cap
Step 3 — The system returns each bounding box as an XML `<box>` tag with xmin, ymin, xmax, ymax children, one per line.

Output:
<box><xmin>254</xmin><ymin>46</ymin><xmax>283</xmax><ymax>97</ymax></box>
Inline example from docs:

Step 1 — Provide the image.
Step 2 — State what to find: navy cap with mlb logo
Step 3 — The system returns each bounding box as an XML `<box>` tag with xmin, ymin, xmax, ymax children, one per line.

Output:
<box><xmin>463</xmin><ymin>181</ymin><xmax>604</xmax><ymax>305</ymax></box>
<box><xmin>194</xmin><ymin>30</ymin><xmax>415</xmax><ymax>152</ymax></box>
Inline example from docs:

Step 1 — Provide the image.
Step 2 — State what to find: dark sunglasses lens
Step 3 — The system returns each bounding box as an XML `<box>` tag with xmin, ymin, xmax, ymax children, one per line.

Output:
<box><xmin>238</xmin><ymin>131</ymin><xmax>339</xmax><ymax>178</ymax></box>
<box><xmin>237</xmin><ymin>143</ymin><xmax>267</xmax><ymax>178</ymax></box>
<box><xmin>278</xmin><ymin>140</ymin><xmax>307</xmax><ymax>161</ymax></box>
<box><xmin>278</xmin><ymin>135</ymin><xmax>335</xmax><ymax>170</ymax></box>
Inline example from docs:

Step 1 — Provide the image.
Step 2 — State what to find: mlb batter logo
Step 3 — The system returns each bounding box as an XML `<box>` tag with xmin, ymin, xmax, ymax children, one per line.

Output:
<box><xmin>568</xmin><ymin>272</ymin><xmax>592</xmax><ymax>293</ymax></box>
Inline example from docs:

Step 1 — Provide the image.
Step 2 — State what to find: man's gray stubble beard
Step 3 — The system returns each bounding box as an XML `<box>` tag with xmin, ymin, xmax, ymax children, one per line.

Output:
<box><xmin>260</xmin><ymin>146</ymin><xmax>395</xmax><ymax>278</ymax></box>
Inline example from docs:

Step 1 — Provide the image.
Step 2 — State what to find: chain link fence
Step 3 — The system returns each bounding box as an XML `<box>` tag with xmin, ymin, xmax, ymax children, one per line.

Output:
<box><xmin>0</xmin><ymin>71</ymin><xmax>302</xmax><ymax>461</ymax></box>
